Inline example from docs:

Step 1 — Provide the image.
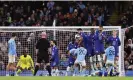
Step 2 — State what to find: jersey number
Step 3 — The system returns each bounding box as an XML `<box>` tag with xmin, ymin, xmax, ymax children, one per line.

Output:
<box><xmin>79</xmin><ymin>49</ymin><xmax>84</xmax><ymax>55</ymax></box>
<box><xmin>109</xmin><ymin>50</ymin><xmax>115</xmax><ymax>55</ymax></box>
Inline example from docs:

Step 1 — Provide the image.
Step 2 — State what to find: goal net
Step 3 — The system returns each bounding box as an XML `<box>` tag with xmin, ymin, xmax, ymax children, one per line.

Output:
<box><xmin>0</xmin><ymin>26</ymin><xmax>125</xmax><ymax>76</ymax></box>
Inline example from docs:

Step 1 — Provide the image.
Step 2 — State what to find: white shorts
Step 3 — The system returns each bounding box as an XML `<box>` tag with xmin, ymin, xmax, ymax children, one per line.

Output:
<box><xmin>106</xmin><ymin>60</ymin><xmax>114</xmax><ymax>66</ymax></box>
<box><xmin>8</xmin><ymin>54</ymin><xmax>15</xmax><ymax>63</ymax></box>
<box><xmin>74</xmin><ymin>60</ymin><xmax>86</xmax><ymax>66</ymax></box>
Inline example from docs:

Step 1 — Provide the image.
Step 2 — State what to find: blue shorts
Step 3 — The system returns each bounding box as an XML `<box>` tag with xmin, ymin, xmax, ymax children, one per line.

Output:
<box><xmin>94</xmin><ymin>46</ymin><xmax>104</xmax><ymax>55</ymax></box>
<box><xmin>115</xmin><ymin>53</ymin><xmax>119</xmax><ymax>57</ymax></box>
<box><xmin>87</xmin><ymin>48</ymin><xmax>94</xmax><ymax>57</ymax></box>
<box><xmin>51</xmin><ymin>61</ymin><xmax>59</xmax><ymax>67</ymax></box>
<box><xmin>115</xmin><ymin>49</ymin><xmax>119</xmax><ymax>57</ymax></box>
<box><xmin>68</xmin><ymin>61</ymin><xmax>75</xmax><ymax>67</ymax></box>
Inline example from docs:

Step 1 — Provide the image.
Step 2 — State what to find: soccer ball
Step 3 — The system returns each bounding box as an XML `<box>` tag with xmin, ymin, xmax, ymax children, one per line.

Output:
<box><xmin>75</xmin><ymin>34</ymin><xmax>80</xmax><ymax>40</ymax></box>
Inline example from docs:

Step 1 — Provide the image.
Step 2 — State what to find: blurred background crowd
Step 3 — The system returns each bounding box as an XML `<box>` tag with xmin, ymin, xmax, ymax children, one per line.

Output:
<box><xmin>0</xmin><ymin>1</ymin><xmax>133</xmax><ymax>71</ymax></box>
<box><xmin>0</xmin><ymin>1</ymin><xmax>132</xmax><ymax>27</ymax></box>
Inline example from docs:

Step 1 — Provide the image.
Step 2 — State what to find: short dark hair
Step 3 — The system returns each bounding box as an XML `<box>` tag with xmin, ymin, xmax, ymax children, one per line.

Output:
<box><xmin>12</xmin><ymin>33</ymin><xmax>16</xmax><ymax>37</ymax></box>
<box><xmin>77</xmin><ymin>28</ymin><xmax>82</xmax><ymax>31</ymax></box>
<box><xmin>52</xmin><ymin>40</ymin><xmax>57</xmax><ymax>45</ymax></box>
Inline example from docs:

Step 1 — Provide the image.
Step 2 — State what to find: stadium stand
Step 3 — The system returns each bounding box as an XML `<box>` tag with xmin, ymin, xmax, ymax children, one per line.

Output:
<box><xmin>0</xmin><ymin>1</ymin><xmax>113</xmax><ymax>26</ymax></box>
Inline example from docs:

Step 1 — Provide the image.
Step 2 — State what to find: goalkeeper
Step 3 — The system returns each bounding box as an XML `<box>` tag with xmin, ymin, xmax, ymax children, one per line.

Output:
<box><xmin>16</xmin><ymin>50</ymin><xmax>34</xmax><ymax>75</ymax></box>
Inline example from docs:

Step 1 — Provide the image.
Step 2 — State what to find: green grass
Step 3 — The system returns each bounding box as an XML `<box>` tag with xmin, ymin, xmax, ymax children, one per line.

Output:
<box><xmin>0</xmin><ymin>77</ymin><xmax>132</xmax><ymax>80</ymax></box>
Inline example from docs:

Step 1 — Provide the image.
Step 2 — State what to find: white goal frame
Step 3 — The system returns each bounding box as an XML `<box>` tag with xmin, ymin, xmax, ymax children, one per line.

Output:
<box><xmin>0</xmin><ymin>26</ymin><xmax>124</xmax><ymax>76</ymax></box>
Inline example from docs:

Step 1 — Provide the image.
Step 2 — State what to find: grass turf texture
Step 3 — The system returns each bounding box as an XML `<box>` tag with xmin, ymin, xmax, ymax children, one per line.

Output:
<box><xmin>0</xmin><ymin>77</ymin><xmax>132</xmax><ymax>80</ymax></box>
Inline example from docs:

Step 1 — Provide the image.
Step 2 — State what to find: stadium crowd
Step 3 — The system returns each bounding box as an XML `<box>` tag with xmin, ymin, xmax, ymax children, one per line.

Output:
<box><xmin>0</xmin><ymin>1</ymin><xmax>133</xmax><ymax>72</ymax></box>
<box><xmin>0</xmin><ymin>1</ymin><xmax>113</xmax><ymax>26</ymax></box>
<box><xmin>124</xmin><ymin>27</ymin><xmax>133</xmax><ymax>70</ymax></box>
<box><xmin>119</xmin><ymin>3</ymin><xmax>133</xmax><ymax>28</ymax></box>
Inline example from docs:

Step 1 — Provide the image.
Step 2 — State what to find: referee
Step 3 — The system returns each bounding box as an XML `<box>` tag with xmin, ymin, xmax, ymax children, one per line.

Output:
<box><xmin>34</xmin><ymin>32</ymin><xmax>51</xmax><ymax>76</ymax></box>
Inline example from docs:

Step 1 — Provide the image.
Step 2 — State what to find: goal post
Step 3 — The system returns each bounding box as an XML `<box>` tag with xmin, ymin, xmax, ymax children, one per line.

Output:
<box><xmin>0</xmin><ymin>26</ymin><xmax>124</xmax><ymax>76</ymax></box>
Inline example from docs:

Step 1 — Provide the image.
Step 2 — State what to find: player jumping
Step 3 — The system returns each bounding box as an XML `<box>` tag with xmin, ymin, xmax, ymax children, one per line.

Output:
<box><xmin>86</xmin><ymin>28</ymin><xmax>95</xmax><ymax>73</ymax></box>
<box><xmin>50</xmin><ymin>40</ymin><xmax>59</xmax><ymax>76</ymax></box>
<box><xmin>93</xmin><ymin>26</ymin><xmax>106</xmax><ymax>70</ymax></box>
<box><xmin>16</xmin><ymin>50</ymin><xmax>34</xmax><ymax>76</ymax></box>
<box><xmin>73</xmin><ymin>43</ymin><xmax>87</xmax><ymax>76</ymax></box>
<box><xmin>6</xmin><ymin>33</ymin><xmax>17</xmax><ymax>76</ymax></box>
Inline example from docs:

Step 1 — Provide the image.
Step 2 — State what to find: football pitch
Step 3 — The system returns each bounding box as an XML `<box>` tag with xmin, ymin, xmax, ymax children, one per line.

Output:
<box><xmin>0</xmin><ymin>77</ymin><xmax>132</xmax><ymax>80</ymax></box>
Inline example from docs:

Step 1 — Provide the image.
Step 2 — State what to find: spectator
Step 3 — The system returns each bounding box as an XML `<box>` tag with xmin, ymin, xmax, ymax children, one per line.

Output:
<box><xmin>128</xmin><ymin>39</ymin><xmax>133</xmax><ymax>49</ymax></box>
<box><xmin>77</xmin><ymin>2</ymin><xmax>85</xmax><ymax>10</ymax></box>
<box><xmin>47</xmin><ymin>1</ymin><xmax>55</xmax><ymax>10</ymax></box>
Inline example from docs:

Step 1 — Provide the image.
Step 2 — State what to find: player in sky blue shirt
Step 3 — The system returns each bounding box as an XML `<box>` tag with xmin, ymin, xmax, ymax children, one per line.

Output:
<box><xmin>73</xmin><ymin>43</ymin><xmax>87</xmax><ymax>76</ymax></box>
<box><xmin>104</xmin><ymin>45</ymin><xmax>115</xmax><ymax>76</ymax></box>
<box><xmin>105</xmin><ymin>46</ymin><xmax>115</xmax><ymax>62</ymax></box>
<box><xmin>74</xmin><ymin>45</ymin><xmax>87</xmax><ymax>62</ymax></box>
<box><xmin>7</xmin><ymin>33</ymin><xmax>17</xmax><ymax>76</ymax></box>
<box><xmin>50</xmin><ymin>40</ymin><xmax>59</xmax><ymax>76</ymax></box>
<box><xmin>8</xmin><ymin>38</ymin><xmax>16</xmax><ymax>55</ymax></box>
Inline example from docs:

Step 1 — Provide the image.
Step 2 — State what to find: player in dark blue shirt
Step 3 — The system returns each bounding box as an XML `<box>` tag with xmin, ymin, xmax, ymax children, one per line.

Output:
<box><xmin>66</xmin><ymin>38</ymin><xmax>78</xmax><ymax>76</ymax></box>
<box><xmin>76</xmin><ymin>28</ymin><xmax>88</xmax><ymax>50</ymax></box>
<box><xmin>94</xmin><ymin>26</ymin><xmax>106</xmax><ymax>70</ymax></box>
<box><xmin>86</xmin><ymin>28</ymin><xmax>96</xmax><ymax>72</ymax></box>
<box><xmin>107</xmin><ymin>30</ymin><xmax>121</xmax><ymax>70</ymax></box>
<box><xmin>50</xmin><ymin>40</ymin><xmax>59</xmax><ymax>76</ymax></box>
